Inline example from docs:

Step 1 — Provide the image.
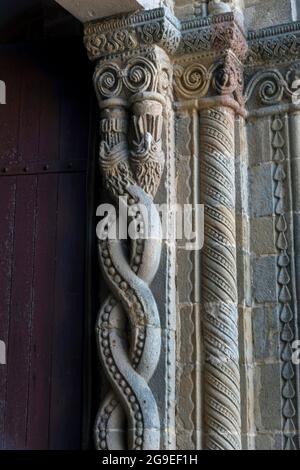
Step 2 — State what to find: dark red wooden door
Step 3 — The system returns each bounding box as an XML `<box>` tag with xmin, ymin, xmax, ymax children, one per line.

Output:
<box><xmin>0</xmin><ymin>39</ymin><xmax>92</xmax><ymax>449</ymax></box>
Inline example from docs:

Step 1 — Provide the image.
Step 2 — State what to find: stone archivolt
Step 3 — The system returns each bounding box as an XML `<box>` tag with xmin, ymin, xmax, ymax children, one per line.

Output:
<box><xmin>84</xmin><ymin>5</ymin><xmax>300</xmax><ymax>451</ymax></box>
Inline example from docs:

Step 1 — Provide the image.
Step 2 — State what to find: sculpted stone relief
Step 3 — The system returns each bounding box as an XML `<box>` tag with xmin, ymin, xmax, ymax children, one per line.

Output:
<box><xmin>83</xmin><ymin>5</ymin><xmax>300</xmax><ymax>450</ymax></box>
<box><xmin>271</xmin><ymin>115</ymin><xmax>297</xmax><ymax>450</ymax></box>
<box><xmin>91</xmin><ymin>48</ymin><xmax>172</xmax><ymax>450</ymax></box>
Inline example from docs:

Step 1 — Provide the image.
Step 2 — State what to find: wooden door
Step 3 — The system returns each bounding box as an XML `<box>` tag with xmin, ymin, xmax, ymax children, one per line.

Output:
<box><xmin>0</xmin><ymin>38</ymin><xmax>92</xmax><ymax>449</ymax></box>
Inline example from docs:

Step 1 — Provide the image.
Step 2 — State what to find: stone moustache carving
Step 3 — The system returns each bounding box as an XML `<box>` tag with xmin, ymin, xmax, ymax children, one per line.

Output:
<box><xmin>271</xmin><ymin>116</ymin><xmax>297</xmax><ymax>450</ymax></box>
<box><xmin>200</xmin><ymin>107</ymin><xmax>241</xmax><ymax>450</ymax></box>
<box><xmin>93</xmin><ymin>51</ymin><xmax>168</xmax><ymax>450</ymax></box>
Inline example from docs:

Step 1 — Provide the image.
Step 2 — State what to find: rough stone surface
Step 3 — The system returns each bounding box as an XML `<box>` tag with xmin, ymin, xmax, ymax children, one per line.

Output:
<box><xmin>249</xmin><ymin>164</ymin><xmax>274</xmax><ymax>218</ymax></box>
<box><xmin>245</xmin><ymin>0</ymin><xmax>295</xmax><ymax>30</ymax></box>
<box><xmin>250</xmin><ymin>217</ymin><xmax>277</xmax><ymax>255</ymax></box>
<box><xmin>252</xmin><ymin>256</ymin><xmax>278</xmax><ymax>303</ymax></box>
<box><xmin>252</xmin><ymin>305</ymin><xmax>280</xmax><ymax>362</ymax></box>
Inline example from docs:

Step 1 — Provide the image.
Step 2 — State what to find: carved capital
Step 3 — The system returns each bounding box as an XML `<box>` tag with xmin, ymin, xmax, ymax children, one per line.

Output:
<box><xmin>179</xmin><ymin>11</ymin><xmax>247</xmax><ymax>60</ymax></box>
<box><xmin>174</xmin><ymin>11</ymin><xmax>247</xmax><ymax>113</ymax></box>
<box><xmin>84</xmin><ymin>32</ymin><xmax>174</xmax><ymax>449</ymax></box>
<box><xmin>174</xmin><ymin>51</ymin><xmax>245</xmax><ymax>114</ymax></box>
<box><xmin>93</xmin><ymin>47</ymin><xmax>172</xmax><ymax>101</ymax></box>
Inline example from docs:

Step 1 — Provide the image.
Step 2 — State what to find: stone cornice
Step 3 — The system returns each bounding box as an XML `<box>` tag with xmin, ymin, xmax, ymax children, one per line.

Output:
<box><xmin>84</xmin><ymin>7</ymin><xmax>247</xmax><ymax>61</ymax></box>
<box><xmin>84</xmin><ymin>7</ymin><xmax>181</xmax><ymax>60</ymax></box>
<box><xmin>84</xmin><ymin>7</ymin><xmax>300</xmax><ymax>69</ymax></box>
<box><xmin>247</xmin><ymin>20</ymin><xmax>300</xmax><ymax>67</ymax></box>
<box><xmin>179</xmin><ymin>11</ymin><xmax>247</xmax><ymax>60</ymax></box>
<box><xmin>248</xmin><ymin>20</ymin><xmax>300</xmax><ymax>41</ymax></box>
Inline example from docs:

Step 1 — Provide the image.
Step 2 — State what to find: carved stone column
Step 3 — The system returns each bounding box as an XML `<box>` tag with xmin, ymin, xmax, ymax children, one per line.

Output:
<box><xmin>84</xmin><ymin>9</ymin><xmax>179</xmax><ymax>450</ymax></box>
<box><xmin>200</xmin><ymin>104</ymin><xmax>240</xmax><ymax>449</ymax></box>
<box><xmin>174</xmin><ymin>12</ymin><xmax>247</xmax><ymax>449</ymax></box>
<box><xmin>199</xmin><ymin>64</ymin><xmax>245</xmax><ymax>450</ymax></box>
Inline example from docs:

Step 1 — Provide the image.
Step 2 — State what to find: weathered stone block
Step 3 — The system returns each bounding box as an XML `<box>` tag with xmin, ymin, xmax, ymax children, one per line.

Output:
<box><xmin>294</xmin><ymin>212</ymin><xmax>300</xmax><ymax>250</ymax></box>
<box><xmin>238</xmin><ymin>307</ymin><xmax>254</xmax><ymax>364</ymax></box>
<box><xmin>176</xmin><ymin>249</ymin><xmax>193</xmax><ymax>304</ymax></box>
<box><xmin>239</xmin><ymin>363</ymin><xmax>256</xmax><ymax>450</ymax></box>
<box><xmin>236</xmin><ymin>160</ymin><xmax>249</xmax><ymax>215</ymax></box>
<box><xmin>291</xmin><ymin>158</ymin><xmax>300</xmax><ymax>212</ymax></box>
<box><xmin>250</xmin><ymin>216</ymin><xmax>277</xmax><ymax>255</ymax></box>
<box><xmin>255</xmin><ymin>431</ymin><xmax>283</xmax><ymax>450</ymax></box>
<box><xmin>252</xmin><ymin>305</ymin><xmax>280</xmax><ymax>362</ymax></box>
<box><xmin>236</xmin><ymin>214</ymin><xmax>250</xmax><ymax>250</ymax></box>
<box><xmin>237</xmin><ymin>248</ymin><xmax>252</xmax><ymax>306</ymax></box>
<box><xmin>253</xmin><ymin>363</ymin><xmax>282</xmax><ymax>432</ymax></box>
<box><xmin>176</xmin><ymin>154</ymin><xmax>192</xmax><ymax>205</ymax></box>
<box><xmin>175</xmin><ymin>114</ymin><xmax>192</xmax><ymax>158</ymax></box>
<box><xmin>245</xmin><ymin>0</ymin><xmax>294</xmax><ymax>30</ymax></box>
<box><xmin>247</xmin><ymin>118</ymin><xmax>272</xmax><ymax>166</ymax></box>
<box><xmin>150</xmin><ymin>328</ymin><xmax>176</xmax><ymax>433</ymax></box>
<box><xmin>178</xmin><ymin>304</ymin><xmax>195</xmax><ymax>365</ymax></box>
<box><xmin>235</xmin><ymin>116</ymin><xmax>248</xmax><ymax>163</ymax></box>
<box><xmin>252</xmin><ymin>256</ymin><xmax>277</xmax><ymax>303</ymax></box>
<box><xmin>249</xmin><ymin>164</ymin><xmax>274</xmax><ymax>218</ymax></box>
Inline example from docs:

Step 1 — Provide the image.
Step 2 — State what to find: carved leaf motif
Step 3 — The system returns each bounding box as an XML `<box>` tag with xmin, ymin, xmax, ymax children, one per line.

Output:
<box><xmin>279</xmin><ymin>285</ymin><xmax>292</xmax><ymax>303</ymax></box>
<box><xmin>280</xmin><ymin>304</ymin><xmax>293</xmax><ymax>323</ymax></box>
<box><xmin>281</xmin><ymin>323</ymin><xmax>294</xmax><ymax>343</ymax></box>
<box><xmin>282</xmin><ymin>361</ymin><xmax>295</xmax><ymax>381</ymax></box>
<box><xmin>283</xmin><ymin>399</ymin><xmax>296</xmax><ymax>418</ymax></box>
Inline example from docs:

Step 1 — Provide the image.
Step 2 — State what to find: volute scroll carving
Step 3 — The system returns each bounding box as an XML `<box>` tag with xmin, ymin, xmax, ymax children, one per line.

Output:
<box><xmin>245</xmin><ymin>67</ymin><xmax>300</xmax><ymax>107</ymax></box>
<box><xmin>174</xmin><ymin>52</ymin><xmax>245</xmax><ymax>112</ymax></box>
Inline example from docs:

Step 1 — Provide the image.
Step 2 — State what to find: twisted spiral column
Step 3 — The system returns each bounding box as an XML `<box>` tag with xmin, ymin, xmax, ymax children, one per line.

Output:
<box><xmin>200</xmin><ymin>106</ymin><xmax>241</xmax><ymax>450</ymax></box>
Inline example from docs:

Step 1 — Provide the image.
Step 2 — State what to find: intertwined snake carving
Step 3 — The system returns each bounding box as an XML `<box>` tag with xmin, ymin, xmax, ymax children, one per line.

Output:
<box><xmin>94</xmin><ymin>91</ymin><xmax>165</xmax><ymax>450</ymax></box>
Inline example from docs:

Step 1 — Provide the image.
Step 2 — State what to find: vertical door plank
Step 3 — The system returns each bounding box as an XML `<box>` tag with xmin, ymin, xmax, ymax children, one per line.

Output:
<box><xmin>38</xmin><ymin>60</ymin><xmax>60</xmax><ymax>164</ymax></box>
<box><xmin>0</xmin><ymin>37</ymin><xmax>91</xmax><ymax>449</ymax></box>
<box><xmin>0</xmin><ymin>46</ymin><xmax>22</xmax><ymax>164</ymax></box>
<box><xmin>4</xmin><ymin>176</ymin><xmax>37</xmax><ymax>449</ymax></box>
<box><xmin>59</xmin><ymin>57</ymin><xmax>90</xmax><ymax>163</ymax></box>
<box><xmin>49</xmin><ymin>173</ymin><xmax>86</xmax><ymax>449</ymax></box>
<box><xmin>26</xmin><ymin>174</ymin><xmax>58</xmax><ymax>449</ymax></box>
<box><xmin>18</xmin><ymin>48</ymin><xmax>42</xmax><ymax>164</ymax></box>
<box><xmin>0</xmin><ymin>177</ymin><xmax>16</xmax><ymax>449</ymax></box>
